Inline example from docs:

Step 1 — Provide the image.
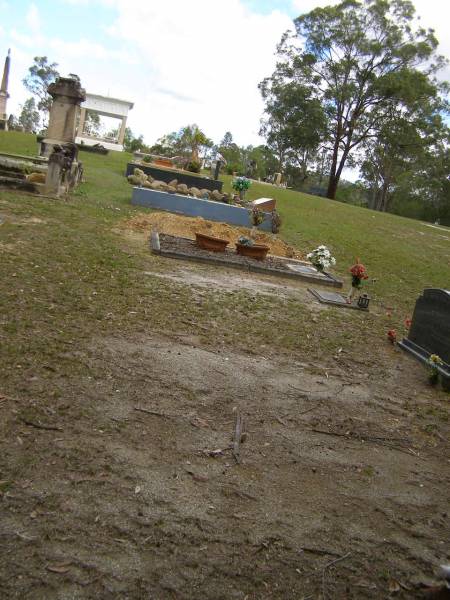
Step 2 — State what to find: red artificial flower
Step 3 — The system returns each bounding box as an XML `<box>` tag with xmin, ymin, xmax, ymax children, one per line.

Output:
<box><xmin>404</xmin><ymin>317</ymin><xmax>412</xmax><ymax>329</ymax></box>
<box><xmin>387</xmin><ymin>329</ymin><xmax>397</xmax><ymax>344</ymax></box>
<box><xmin>350</xmin><ymin>263</ymin><xmax>368</xmax><ymax>279</ymax></box>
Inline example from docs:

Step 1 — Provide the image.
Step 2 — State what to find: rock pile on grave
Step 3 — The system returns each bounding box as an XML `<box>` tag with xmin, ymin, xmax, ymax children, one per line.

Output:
<box><xmin>127</xmin><ymin>168</ymin><xmax>232</xmax><ymax>203</ymax></box>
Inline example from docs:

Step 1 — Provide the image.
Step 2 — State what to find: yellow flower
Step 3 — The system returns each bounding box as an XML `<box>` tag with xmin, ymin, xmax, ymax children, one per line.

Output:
<box><xmin>429</xmin><ymin>354</ymin><xmax>443</xmax><ymax>366</ymax></box>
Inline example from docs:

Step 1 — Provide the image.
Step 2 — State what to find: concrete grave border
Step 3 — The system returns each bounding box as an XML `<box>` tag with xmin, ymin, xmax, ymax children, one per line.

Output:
<box><xmin>131</xmin><ymin>187</ymin><xmax>273</xmax><ymax>231</ymax></box>
<box><xmin>150</xmin><ymin>233</ymin><xmax>343</xmax><ymax>287</ymax></box>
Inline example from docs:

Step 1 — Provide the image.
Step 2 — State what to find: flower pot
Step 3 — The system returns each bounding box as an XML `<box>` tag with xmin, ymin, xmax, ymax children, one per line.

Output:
<box><xmin>236</xmin><ymin>243</ymin><xmax>269</xmax><ymax>261</ymax></box>
<box><xmin>195</xmin><ymin>232</ymin><xmax>229</xmax><ymax>252</ymax></box>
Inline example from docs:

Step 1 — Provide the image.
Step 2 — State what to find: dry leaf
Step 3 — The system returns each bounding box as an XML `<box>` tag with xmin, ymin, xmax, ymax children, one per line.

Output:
<box><xmin>187</xmin><ymin>471</ymin><xmax>208</xmax><ymax>482</ymax></box>
<box><xmin>46</xmin><ymin>563</ymin><xmax>71</xmax><ymax>574</ymax></box>
<box><xmin>388</xmin><ymin>578</ymin><xmax>401</xmax><ymax>594</ymax></box>
<box><xmin>135</xmin><ymin>485</ymin><xmax>141</xmax><ymax>494</ymax></box>
<box><xmin>191</xmin><ymin>417</ymin><xmax>209</xmax><ymax>429</ymax></box>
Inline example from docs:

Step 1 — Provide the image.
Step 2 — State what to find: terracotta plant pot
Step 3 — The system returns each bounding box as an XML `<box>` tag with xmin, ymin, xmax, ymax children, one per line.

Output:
<box><xmin>195</xmin><ymin>232</ymin><xmax>229</xmax><ymax>252</ymax></box>
<box><xmin>236</xmin><ymin>243</ymin><xmax>269</xmax><ymax>261</ymax></box>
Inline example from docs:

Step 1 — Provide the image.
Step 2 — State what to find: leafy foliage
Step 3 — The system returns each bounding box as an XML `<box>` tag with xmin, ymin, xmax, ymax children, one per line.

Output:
<box><xmin>22</xmin><ymin>56</ymin><xmax>59</xmax><ymax>125</ymax></box>
<box><xmin>262</xmin><ymin>0</ymin><xmax>448</xmax><ymax>200</ymax></box>
<box><xmin>18</xmin><ymin>98</ymin><xmax>40</xmax><ymax>133</ymax></box>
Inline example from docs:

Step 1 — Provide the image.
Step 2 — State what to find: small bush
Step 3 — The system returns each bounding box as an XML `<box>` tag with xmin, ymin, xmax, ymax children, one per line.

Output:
<box><xmin>186</xmin><ymin>160</ymin><xmax>201</xmax><ymax>173</ymax></box>
<box><xmin>142</xmin><ymin>155</ymin><xmax>152</xmax><ymax>163</ymax></box>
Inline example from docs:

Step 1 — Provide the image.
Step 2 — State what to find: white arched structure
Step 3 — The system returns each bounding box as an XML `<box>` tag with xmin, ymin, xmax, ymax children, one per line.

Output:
<box><xmin>75</xmin><ymin>93</ymin><xmax>134</xmax><ymax>151</ymax></box>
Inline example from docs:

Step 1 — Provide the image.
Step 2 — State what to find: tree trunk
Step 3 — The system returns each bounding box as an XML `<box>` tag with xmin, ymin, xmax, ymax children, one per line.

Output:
<box><xmin>327</xmin><ymin>145</ymin><xmax>350</xmax><ymax>200</ymax></box>
<box><xmin>326</xmin><ymin>139</ymin><xmax>340</xmax><ymax>199</ymax></box>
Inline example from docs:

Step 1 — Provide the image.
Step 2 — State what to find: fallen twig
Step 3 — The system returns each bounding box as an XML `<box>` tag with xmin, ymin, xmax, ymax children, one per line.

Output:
<box><xmin>232</xmin><ymin>413</ymin><xmax>244</xmax><ymax>464</ymax></box>
<box><xmin>21</xmin><ymin>418</ymin><xmax>62</xmax><ymax>431</ymax></box>
<box><xmin>301</xmin><ymin>547</ymin><xmax>341</xmax><ymax>557</ymax></box>
<box><xmin>322</xmin><ymin>552</ymin><xmax>351</xmax><ymax>600</ymax></box>
<box><xmin>134</xmin><ymin>407</ymin><xmax>171</xmax><ymax>418</ymax></box>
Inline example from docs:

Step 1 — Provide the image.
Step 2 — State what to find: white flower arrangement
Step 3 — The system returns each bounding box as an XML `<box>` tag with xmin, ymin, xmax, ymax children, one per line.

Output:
<box><xmin>307</xmin><ymin>245</ymin><xmax>336</xmax><ymax>272</ymax></box>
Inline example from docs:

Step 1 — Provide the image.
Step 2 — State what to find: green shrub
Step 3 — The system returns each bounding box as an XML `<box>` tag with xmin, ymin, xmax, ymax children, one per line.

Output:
<box><xmin>186</xmin><ymin>160</ymin><xmax>201</xmax><ymax>173</ymax></box>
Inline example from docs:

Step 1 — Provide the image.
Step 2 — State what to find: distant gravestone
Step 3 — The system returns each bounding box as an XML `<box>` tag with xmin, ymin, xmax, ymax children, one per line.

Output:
<box><xmin>399</xmin><ymin>288</ymin><xmax>450</xmax><ymax>385</ymax></box>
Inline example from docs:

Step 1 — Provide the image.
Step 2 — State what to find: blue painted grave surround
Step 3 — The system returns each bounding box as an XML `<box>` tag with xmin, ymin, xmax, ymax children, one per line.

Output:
<box><xmin>131</xmin><ymin>187</ymin><xmax>273</xmax><ymax>231</ymax></box>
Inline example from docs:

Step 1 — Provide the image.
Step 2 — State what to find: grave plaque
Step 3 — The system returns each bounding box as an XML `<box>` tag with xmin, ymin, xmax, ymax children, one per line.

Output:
<box><xmin>308</xmin><ymin>288</ymin><xmax>368</xmax><ymax>311</ymax></box>
<box><xmin>399</xmin><ymin>288</ymin><xmax>450</xmax><ymax>383</ymax></box>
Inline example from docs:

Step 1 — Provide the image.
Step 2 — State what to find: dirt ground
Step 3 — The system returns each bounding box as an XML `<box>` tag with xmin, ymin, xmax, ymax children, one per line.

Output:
<box><xmin>121</xmin><ymin>212</ymin><xmax>303</xmax><ymax>259</ymax></box>
<box><xmin>1</xmin><ymin>259</ymin><xmax>449</xmax><ymax>600</ymax></box>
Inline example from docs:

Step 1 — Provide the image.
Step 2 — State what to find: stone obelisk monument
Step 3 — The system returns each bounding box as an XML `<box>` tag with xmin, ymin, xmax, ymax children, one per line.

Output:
<box><xmin>0</xmin><ymin>49</ymin><xmax>11</xmax><ymax>131</ymax></box>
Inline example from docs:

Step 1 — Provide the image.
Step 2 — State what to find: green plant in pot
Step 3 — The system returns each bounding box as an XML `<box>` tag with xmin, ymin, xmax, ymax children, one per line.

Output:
<box><xmin>232</xmin><ymin>176</ymin><xmax>251</xmax><ymax>200</ymax></box>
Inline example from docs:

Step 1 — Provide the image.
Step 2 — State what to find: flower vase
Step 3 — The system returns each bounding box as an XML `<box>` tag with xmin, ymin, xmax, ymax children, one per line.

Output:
<box><xmin>239</xmin><ymin>190</ymin><xmax>245</xmax><ymax>201</ymax></box>
<box><xmin>250</xmin><ymin>226</ymin><xmax>258</xmax><ymax>239</ymax></box>
<box><xmin>347</xmin><ymin>286</ymin><xmax>358</xmax><ymax>304</ymax></box>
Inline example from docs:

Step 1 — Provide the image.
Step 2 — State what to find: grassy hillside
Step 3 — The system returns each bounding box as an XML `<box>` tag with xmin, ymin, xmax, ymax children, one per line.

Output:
<box><xmin>1</xmin><ymin>133</ymin><xmax>449</xmax><ymax>600</ymax></box>
<box><xmin>2</xmin><ymin>130</ymin><xmax>447</xmax><ymax>317</ymax></box>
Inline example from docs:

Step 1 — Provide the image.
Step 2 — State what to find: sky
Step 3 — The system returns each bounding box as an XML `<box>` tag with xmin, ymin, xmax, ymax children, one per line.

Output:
<box><xmin>1</xmin><ymin>0</ymin><xmax>449</xmax><ymax>149</ymax></box>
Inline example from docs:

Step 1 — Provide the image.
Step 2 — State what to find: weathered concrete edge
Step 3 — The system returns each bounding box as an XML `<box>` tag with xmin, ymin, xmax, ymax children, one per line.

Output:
<box><xmin>151</xmin><ymin>247</ymin><xmax>343</xmax><ymax>287</ymax></box>
<box><xmin>398</xmin><ymin>338</ymin><xmax>450</xmax><ymax>380</ymax></box>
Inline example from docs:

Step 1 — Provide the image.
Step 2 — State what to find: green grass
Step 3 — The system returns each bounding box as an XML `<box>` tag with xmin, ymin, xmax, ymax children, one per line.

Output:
<box><xmin>220</xmin><ymin>174</ymin><xmax>449</xmax><ymax>315</ymax></box>
<box><xmin>0</xmin><ymin>131</ymin><xmax>448</xmax><ymax>389</ymax></box>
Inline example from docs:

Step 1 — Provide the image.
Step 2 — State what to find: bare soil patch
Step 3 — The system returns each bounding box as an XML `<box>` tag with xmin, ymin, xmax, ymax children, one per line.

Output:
<box><xmin>120</xmin><ymin>211</ymin><xmax>304</xmax><ymax>259</ymax></box>
<box><xmin>0</xmin><ymin>331</ymin><xmax>448</xmax><ymax>599</ymax></box>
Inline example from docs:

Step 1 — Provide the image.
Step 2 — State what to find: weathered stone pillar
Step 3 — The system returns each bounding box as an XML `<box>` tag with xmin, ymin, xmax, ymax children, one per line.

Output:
<box><xmin>40</xmin><ymin>76</ymin><xmax>86</xmax><ymax>156</ymax></box>
<box><xmin>117</xmin><ymin>117</ymin><xmax>127</xmax><ymax>146</ymax></box>
<box><xmin>78</xmin><ymin>107</ymin><xmax>87</xmax><ymax>136</ymax></box>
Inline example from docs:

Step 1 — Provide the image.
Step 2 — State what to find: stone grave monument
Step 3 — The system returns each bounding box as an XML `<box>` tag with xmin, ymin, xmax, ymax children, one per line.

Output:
<box><xmin>40</xmin><ymin>76</ymin><xmax>86</xmax><ymax>157</ymax></box>
<box><xmin>39</xmin><ymin>76</ymin><xmax>86</xmax><ymax>196</ymax></box>
<box><xmin>399</xmin><ymin>288</ymin><xmax>450</xmax><ymax>388</ymax></box>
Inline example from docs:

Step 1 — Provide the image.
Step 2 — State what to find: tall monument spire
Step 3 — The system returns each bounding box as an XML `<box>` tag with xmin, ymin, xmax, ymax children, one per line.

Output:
<box><xmin>1</xmin><ymin>49</ymin><xmax>10</xmax><ymax>95</ymax></box>
<box><xmin>0</xmin><ymin>49</ymin><xmax>11</xmax><ymax>130</ymax></box>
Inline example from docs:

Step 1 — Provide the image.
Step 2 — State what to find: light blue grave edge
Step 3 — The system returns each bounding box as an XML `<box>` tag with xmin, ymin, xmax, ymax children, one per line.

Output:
<box><xmin>131</xmin><ymin>187</ymin><xmax>273</xmax><ymax>232</ymax></box>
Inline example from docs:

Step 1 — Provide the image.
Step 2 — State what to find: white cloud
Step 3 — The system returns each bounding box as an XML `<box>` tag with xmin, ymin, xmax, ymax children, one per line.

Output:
<box><xmin>100</xmin><ymin>0</ymin><xmax>293</xmax><ymax>146</ymax></box>
<box><xmin>291</xmin><ymin>0</ymin><xmax>336</xmax><ymax>14</ymax></box>
<box><xmin>4</xmin><ymin>0</ymin><xmax>449</xmax><ymax>148</ymax></box>
<box><xmin>25</xmin><ymin>3</ymin><xmax>41</xmax><ymax>34</ymax></box>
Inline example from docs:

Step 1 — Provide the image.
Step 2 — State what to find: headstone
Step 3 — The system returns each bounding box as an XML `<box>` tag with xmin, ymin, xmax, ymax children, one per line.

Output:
<box><xmin>399</xmin><ymin>289</ymin><xmax>450</xmax><ymax>375</ymax></box>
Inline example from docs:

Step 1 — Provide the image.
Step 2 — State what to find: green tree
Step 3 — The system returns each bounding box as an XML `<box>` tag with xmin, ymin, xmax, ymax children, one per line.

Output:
<box><xmin>179</xmin><ymin>124</ymin><xmax>213</xmax><ymax>162</ymax></box>
<box><xmin>121</xmin><ymin>127</ymin><xmax>147</xmax><ymax>152</ymax></box>
<box><xmin>18</xmin><ymin>97</ymin><xmax>40</xmax><ymax>133</ymax></box>
<box><xmin>152</xmin><ymin>124</ymin><xmax>213</xmax><ymax>162</ymax></box>
<box><xmin>220</xmin><ymin>131</ymin><xmax>233</xmax><ymax>148</ymax></box>
<box><xmin>360</xmin><ymin>92</ymin><xmax>449</xmax><ymax>213</ymax></box>
<box><xmin>268</xmin><ymin>0</ymin><xmax>447</xmax><ymax>199</ymax></box>
<box><xmin>259</xmin><ymin>79</ymin><xmax>327</xmax><ymax>182</ymax></box>
<box><xmin>23</xmin><ymin>56</ymin><xmax>59</xmax><ymax>126</ymax></box>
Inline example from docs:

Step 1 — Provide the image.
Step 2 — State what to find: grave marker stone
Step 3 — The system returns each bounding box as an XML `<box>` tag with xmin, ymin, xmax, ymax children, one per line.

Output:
<box><xmin>399</xmin><ymin>288</ymin><xmax>450</xmax><ymax>368</ymax></box>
